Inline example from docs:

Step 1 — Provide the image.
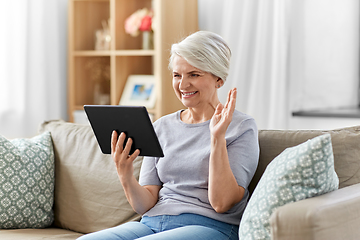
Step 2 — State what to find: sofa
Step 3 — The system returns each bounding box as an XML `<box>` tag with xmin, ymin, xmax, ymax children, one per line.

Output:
<box><xmin>0</xmin><ymin>119</ymin><xmax>360</xmax><ymax>239</ymax></box>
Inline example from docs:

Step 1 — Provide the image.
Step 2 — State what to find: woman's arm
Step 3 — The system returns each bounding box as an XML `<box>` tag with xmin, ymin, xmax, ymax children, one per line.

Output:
<box><xmin>111</xmin><ymin>131</ymin><xmax>161</xmax><ymax>215</ymax></box>
<box><xmin>208</xmin><ymin>88</ymin><xmax>245</xmax><ymax>213</ymax></box>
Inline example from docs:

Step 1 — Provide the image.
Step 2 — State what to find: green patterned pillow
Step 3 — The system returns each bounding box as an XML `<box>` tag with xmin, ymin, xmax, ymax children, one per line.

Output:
<box><xmin>239</xmin><ymin>134</ymin><xmax>339</xmax><ymax>240</ymax></box>
<box><xmin>0</xmin><ymin>132</ymin><xmax>54</xmax><ymax>229</ymax></box>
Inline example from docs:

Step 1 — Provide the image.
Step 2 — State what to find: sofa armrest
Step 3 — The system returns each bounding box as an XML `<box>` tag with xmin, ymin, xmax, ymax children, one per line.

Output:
<box><xmin>269</xmin><ymin>183</ymin><xmax>360</xmax><ymax>240</ymax></box>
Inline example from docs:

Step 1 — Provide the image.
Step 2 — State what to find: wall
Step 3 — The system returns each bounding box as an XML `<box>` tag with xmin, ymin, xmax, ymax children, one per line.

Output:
<box><xmin>288</xmin><ymin>0</ymin><xmax>360</xmax><ymax>129</ymax></box>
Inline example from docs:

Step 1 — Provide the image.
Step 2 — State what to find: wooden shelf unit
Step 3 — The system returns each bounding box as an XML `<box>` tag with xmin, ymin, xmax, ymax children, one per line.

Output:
<box><xmin>68</xmin><ymin>0</ymin><xmax>198</xmax><ymax>122</ymax></box>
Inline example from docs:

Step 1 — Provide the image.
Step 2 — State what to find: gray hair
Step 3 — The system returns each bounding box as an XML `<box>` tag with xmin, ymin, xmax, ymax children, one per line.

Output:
<box><xmin>169</xmin><ymin>31</ymin><xmax>231</xmax><ymax>81</ymax></box>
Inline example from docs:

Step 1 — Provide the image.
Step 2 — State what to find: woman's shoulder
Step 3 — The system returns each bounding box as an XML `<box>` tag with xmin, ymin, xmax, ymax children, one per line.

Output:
<box><xmin>230</xmin><ymin>110</ymin><xmax>258</xmax><ymax>131</ymax></box>
<box><xmin>233</xmin><ymin>109</ymin><xmax>255</xmax><ymax>123</ymax></box>
<box><xmin>153</xmin><ymin>110</ymin><xmax>182</xmax><ymax>128</ymax></box>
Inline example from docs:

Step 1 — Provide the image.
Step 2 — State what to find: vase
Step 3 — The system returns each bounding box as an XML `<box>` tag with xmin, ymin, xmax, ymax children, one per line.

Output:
<box><xmin>142</xmin><ymin>31</ymin><xmax>153</xmax><ymax>50</ymax></box>
<box><xmin>94</xmin><ymin>81</ymin><xmax>110</xmax><ymax>105</ymax></box>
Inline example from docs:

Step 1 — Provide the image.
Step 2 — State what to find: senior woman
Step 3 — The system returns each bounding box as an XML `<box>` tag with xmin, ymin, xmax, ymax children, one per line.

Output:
<box><xmin>78</xmin><ymin>31</ymin><xmax>259</xmax><ymax>240</ymax></box>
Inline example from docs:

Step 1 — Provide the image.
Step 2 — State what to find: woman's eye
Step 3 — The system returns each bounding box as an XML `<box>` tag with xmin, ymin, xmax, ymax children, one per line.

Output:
<box><xmin>173</xmin><ymin>74</ymin><xmax>180</xmax><ymax>78</ymax></box>
<box><xmin>191</xmin><ymin>74</ymin><xmax>199</xmax><ymax>77</ymax></box>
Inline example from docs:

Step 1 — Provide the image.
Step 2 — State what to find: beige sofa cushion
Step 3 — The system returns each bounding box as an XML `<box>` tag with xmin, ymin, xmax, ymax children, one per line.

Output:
<box><xmin>270</xmin><ymin>182</ymin><xmax>360</xmax><ymax>240</ymax></box>
<box><xmin>39</xmin><ymin>120</ymin><xmax>142</xmax><ymax>234</ymax></box>
<box><xmin>249</xmin><ymin>125</ymin><xmax>360</xmax><ymax>195</ymax></box>
<box><xmin>0</xmin><ymin>228</ymin><xmax>83</xmax><ymax>240</ymax></box>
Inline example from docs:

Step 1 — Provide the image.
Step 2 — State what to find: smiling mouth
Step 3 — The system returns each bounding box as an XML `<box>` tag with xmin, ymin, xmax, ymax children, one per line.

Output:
<box><xmin>181</xmin><ymin>91</ymin><xmax>198</xmax><ymax>96</ymax></box>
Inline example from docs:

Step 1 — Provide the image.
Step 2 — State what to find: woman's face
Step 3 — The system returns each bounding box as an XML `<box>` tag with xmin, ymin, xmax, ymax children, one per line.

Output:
<box><xmin>172</xmin><ymin>56</ymin><xmax>222</xmax><ymax>110</ymax></box>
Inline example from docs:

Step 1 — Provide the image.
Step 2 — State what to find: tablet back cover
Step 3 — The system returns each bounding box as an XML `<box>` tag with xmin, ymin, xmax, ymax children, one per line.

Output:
<box><xmin>84</xmin><ymin>105</ymin><xmax>164</xmax><ymax>157</ymax></box>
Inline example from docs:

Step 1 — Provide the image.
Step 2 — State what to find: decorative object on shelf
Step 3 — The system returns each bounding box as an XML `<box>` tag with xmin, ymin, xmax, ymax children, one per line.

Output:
<box><xmin>124</xmin><ymin>8</ymin><xmax>154</xmax><ymax>49</ymax></box>
<box><xmin>95</xmin><ymin>19</ymin><xmax>111</xmax><ymax>50</ymax></box>
<box><xmin>85</xmin><ymin>58</ymin><xmax>111</xmax><ymax>105</ymax></box>
<box><xmin>142</xmin><ymin>30</ymin><xmax>153</xmax><ymax>50</ymax></box>
<box><xmin>119</xmin><ymin>75</ymin><xmax>156</xmax><ymax>108</ymax></box>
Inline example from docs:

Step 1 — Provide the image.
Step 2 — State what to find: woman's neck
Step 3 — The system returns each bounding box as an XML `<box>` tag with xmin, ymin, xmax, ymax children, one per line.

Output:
<box><xmin>181</xmin><ymin>101</ymin><xmax>220</xmax><ymax>124</ymax></box>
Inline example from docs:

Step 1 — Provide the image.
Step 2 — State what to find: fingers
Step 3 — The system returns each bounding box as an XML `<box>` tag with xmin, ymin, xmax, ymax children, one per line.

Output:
<box><xmin>123</xmin><ymin>136</ymin><xmax>133</xmax><ymax>156</ymax></box>
<box><xmin>229</xmin><ymin>88</ymin><xmax>237</xmax><ymax>111</ymax></box>
<box><xmin>111</xmin><ymin>130</ymin><xmax>126</xmax><ymax>153</ymax></box>
<box><xmin>111</xmin><ymin>130</ymin><xmax>118</xmax><ymax>154</ymax></box>
<box><xmin>122</xmin><ymin>137</ymin><xmax>141</xmax><ymax>161</ymax></box>
<box><xmin>117</xmin><ymin>132</ymin><xmax>126</xmax><ymax>152</ymax></box>
<box><xmin>111</xmin><ymin>131</ymin><xmax>140</xmax><ymax>160</ymax></box>
<box><xmin>214</xmin><ymin>103</ymin><xmax>223</xmax><ymax>115</ymax></box>
<box><xmin>223</xmin><ymin>88</ymin><xmax>237</xmax><ymax>112</ymax></box>
<box><xmin>224</xmin><ymin>89</ymin><xmax>231</xmax><ymax>109</ymax></box>
<box><xmin>231</xmin><ymin>87</ymin><xmax>237</xmax><ymax>98</ymax></box>
<box><xmin>130</xmin><ymin>149</ymin><xmax>141</xmax><ymax>160</ymax></box>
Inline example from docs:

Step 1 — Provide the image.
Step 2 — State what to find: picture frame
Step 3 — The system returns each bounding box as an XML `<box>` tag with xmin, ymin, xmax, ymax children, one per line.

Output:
<box><xmin>119</xmin><ymin>75</ymin><xmax>156</xmax><ymax>108</ymax></box>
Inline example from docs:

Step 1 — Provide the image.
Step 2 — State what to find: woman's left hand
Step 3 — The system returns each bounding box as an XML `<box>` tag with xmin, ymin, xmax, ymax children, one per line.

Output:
<box><xmin>210</xmin><ymin>88</ymin><xmax>237</xmax><ymax>138</ymax></box>
<box><xmin>208</xmin><ymin>88</ymin><xmax>244</xmax><ymax>213</ymax></box>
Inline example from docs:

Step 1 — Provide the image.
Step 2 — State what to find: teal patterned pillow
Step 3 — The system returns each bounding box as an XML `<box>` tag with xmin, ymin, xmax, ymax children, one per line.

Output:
<box><xmin>0</xmin><ymin>132</ymin><xmax>54</xmax><ymax>229</ymax></box>
<box><xmin>239</xmin><ymin>134</ymin><xmax>339</xmax><ymax>240</ymax></box>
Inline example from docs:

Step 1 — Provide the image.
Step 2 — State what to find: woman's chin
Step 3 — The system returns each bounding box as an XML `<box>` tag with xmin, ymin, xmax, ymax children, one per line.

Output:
<box><xmin>181</xmin><ymin>100</ymin><xmax>199</xmax><ymax>109</ymax></box>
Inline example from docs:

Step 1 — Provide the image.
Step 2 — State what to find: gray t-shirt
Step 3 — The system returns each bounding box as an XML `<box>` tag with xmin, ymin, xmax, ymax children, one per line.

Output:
<box><xmin>139</xmin><ymin>109</ymin><xmax>259</xmax><ymax>225</ymax></box>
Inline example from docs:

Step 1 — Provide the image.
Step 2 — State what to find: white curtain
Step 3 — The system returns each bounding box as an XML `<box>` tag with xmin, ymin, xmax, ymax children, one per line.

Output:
<box><xmin>198</xmin><ymin>0</ymin><xmax>290</xmax><ymax>129</ymax></box>
<box><xmin>0</xmin><ymin>0</ymin><xmax>68</xmax><ymax>138</ymax></box>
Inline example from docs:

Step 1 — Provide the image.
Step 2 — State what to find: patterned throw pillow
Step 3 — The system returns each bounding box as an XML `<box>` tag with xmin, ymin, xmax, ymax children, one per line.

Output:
<box><xmin>239</xmin><ymin>134</ymin><xmax>339</xmax><ymax>240</ymax></box>
<box><xmin>0</xmin><ymin>132</ymin><xmax>54</xmax><ymax>229</ymax></box>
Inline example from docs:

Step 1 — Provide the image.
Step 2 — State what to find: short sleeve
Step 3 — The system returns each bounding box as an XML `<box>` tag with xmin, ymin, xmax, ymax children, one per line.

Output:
<box><xmin>139</xmin><ymin>156</ymin><xmax>162</xmax><ymax>186</ymax></box>
<box><xmin>227</xmin><ymin>118</ymin><xmax>259</xmax><ymax>189</ymax></box>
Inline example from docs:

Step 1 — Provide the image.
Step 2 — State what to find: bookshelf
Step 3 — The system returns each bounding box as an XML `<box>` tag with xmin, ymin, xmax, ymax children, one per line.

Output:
<box><xmin>67</xmin><ymin>0</ymin><xmax>198</xmax><ymax>122</ymax></box>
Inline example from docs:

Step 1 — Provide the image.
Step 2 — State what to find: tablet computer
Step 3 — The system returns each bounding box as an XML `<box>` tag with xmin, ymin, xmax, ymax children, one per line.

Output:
<box><xmin>84</xmin><ymin>105</ymin><xmax>164</xmax><ymax>157</ymax></box>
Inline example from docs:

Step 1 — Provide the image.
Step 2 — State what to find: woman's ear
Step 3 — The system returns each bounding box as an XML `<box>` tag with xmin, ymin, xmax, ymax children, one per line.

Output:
<box><xmin>216</xmin><ymin>78</ymin><xmax>224</xmax><ymax>88</ymax></box>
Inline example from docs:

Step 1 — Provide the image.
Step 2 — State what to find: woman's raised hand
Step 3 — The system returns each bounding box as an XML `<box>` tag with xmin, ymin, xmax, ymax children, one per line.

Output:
<box><xmin>111</xmin><ymin>131</ymin><xmax>140</xmax><ymax>181</ymax></box>
<box><xmin>209</xmin><ymin>88</ymin><xmax>237</xmax><ymax>139</ymax></box>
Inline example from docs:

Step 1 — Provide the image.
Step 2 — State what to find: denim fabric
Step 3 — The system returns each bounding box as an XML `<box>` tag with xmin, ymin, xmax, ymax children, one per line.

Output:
<box><xmin>77</xmin><ymin>213</ymin><xmax>239</xmax><ymax>240</ymax></box>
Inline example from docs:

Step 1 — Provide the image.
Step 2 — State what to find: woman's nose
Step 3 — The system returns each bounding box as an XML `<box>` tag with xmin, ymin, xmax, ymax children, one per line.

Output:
<box><xmin>179</xmin><ymin>77</ymin><xmax>190</xmax><ymax>89</ymax></box>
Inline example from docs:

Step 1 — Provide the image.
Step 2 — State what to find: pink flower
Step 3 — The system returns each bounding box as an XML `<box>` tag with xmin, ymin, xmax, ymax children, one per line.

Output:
<box><xmin>124</xmin><ymin>8</ymin><xmax>153</xmax><ymax>37</ymax></box>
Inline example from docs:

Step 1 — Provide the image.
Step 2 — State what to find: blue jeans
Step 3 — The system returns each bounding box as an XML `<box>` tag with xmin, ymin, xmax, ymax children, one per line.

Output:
<box><xmin>77</xmin><ymin>213</ymin><xmax>239</xmax><ymax>240</ymax></box>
